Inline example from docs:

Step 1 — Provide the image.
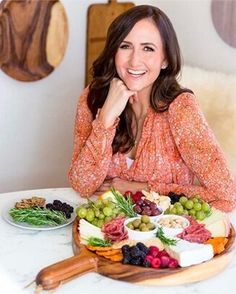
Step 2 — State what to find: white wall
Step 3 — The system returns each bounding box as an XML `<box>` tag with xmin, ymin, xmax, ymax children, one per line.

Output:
<box><xmin>0</xmin><ymin>0</ymin><xmax>235</xmax><ymax>193</ymax></box>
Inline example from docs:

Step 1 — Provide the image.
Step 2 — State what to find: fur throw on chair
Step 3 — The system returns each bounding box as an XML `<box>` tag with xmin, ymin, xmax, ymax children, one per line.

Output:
<box><xmin>180</xmin><ymin>65</ymin><xmax>236</xmax><ymax>177</ymax></box>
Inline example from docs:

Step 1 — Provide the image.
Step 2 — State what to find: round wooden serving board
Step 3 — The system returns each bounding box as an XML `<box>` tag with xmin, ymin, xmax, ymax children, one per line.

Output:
<box><xmin>36</xmin><ymin>217</ymin><xmax>235</xmax><ymax>290</ymax></box>
<box><xmin>0</xmin><ymin>0</ymin><xmax>68</xmax><ymax>81</ymax></box>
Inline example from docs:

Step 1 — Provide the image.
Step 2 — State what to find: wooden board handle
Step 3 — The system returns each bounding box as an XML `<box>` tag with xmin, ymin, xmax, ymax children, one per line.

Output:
<box><xmin>36</xmin><ymin>255</ymin><xmax>98</xmax><ymax>290</ymax></box>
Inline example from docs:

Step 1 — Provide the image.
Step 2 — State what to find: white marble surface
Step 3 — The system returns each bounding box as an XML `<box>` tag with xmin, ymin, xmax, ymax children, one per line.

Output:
<box><xmin>0</xmin><ymin>188</ymin><xmax>235</xmax><ymax>294</ymax></box>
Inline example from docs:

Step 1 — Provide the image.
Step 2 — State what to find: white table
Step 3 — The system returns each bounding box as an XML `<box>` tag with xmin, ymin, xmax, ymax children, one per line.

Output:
<box><xmin>0</xmin><ymin>188</ymin><xmax>235</xmax><ymax>294</ymax></box>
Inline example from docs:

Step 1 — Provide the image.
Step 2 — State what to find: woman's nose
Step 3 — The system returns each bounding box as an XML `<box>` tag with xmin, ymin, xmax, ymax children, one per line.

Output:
<box><xmin>129</xmin><ymin>49</ymin><xmax>141</xmax><ymax>67</ymax></box>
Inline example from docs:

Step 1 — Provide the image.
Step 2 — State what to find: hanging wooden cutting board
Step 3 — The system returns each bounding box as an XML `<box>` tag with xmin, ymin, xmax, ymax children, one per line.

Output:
<box><xmin>0</xmin><ymin>0</ymin><xmax>68</xmax><ymax>82</ymax></box>
<box><xmin>86</xmin><ymin>0</ymin><xmax>134</xmax><ymax>85</ymax></box>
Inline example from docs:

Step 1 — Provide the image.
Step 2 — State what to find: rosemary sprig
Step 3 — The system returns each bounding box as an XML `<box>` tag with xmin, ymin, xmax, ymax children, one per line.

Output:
<box><xmin>9</xmin><ymin>207</ymin><xmax>67</xmax><ymax>226</ymax></box>
<box><xmin>87</xmin><ymin>237</ymin><xmax>112</xmax><ymax>247</ymax></box>
<box><xmin>110</xmin><ymin>187</ymin><xmax>137</xmax><ymax>217</ymax></box>
<box><xmin>156</xmin><ymin>227</ymin><xmax>178</xmax><ymax>246</ymax></box>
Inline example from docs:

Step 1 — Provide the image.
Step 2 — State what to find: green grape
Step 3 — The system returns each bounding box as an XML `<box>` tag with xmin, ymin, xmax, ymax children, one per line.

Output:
<box><xmin>94</xmin><ymin>209</ymin><xmax>100</xmax><ymax>217</ymax></box>
<box><xmin>179</xmin><ymin>196</ymin><xmax>188</xmax><ymax>205</ymax></box>
<box><xmin>98</xmin><ymin>213</ymin><xmax>105</xmax><ymax>220</ymax></box>
<box><xmin>91</xmin><ymin>219</ymin><xmax>98</xmax><ymax>226</ymax></box>
<box><xmin>182</xmin><ymin>209</ymin><xmax>189</xmax><ymax>215</ymax></box>
<box><xmin>104</xmin><ymin>216</ymin><xmax>112</xmax><ymax>223</ymax></box>
<box><xmin>118</xmin><ymin>212</ymin><xmax>126</xmax><ymax>217</ymax></box>
<box><xmin>76</xmin><ymin>207</ymin><xmax>87</xmax><ymax>219</ymax></box>
<box><xmin>107</xmin><ymin>202</ymin><xmax>116</xmax><ymax>209</ymax></box>
<box><xmin>202</xmin><ymin>202</ymin><xmax>211</xmax><ymax>212</ymax></box>
<box><xmin>189</xmin><ymin>209</ymin><xmax>196</xmax><ymax>216</ymax></box>
<box><xmin>94</xmin><ymin>199</ymin><xmax>103</xmax><ymax>208</ymax></box>
<box><xmin>193</xmin><ymin>202</ymin><xmax>202</xmax><ymax>211</ymax></box>
<box><xmin>86</xmin><ymin>209</ymin><xmax>95</xmax><ymax>222</ymax></box>
<box><xmin>170</xmin><ymin>207</ymin><xmax>177</xmax><ymax>214</ymax></box>
<box><xmin>113</xmin><ymin>208</ymin><xmax>119</xmax><ymax>215</ymax></box>
<box><xmin>97</xmin><ymin>219</ymin><xmax>104</xmax><ymax>228</ymax></box>
<box><xmin>176</xmin><ymin>205</ymin><xmax>184</xmax><ymax>215</ymax></box>
<box><xmin>103</xmin><ymin>207</ymin><xmax>112</xmax><ymax>216</ymax></box>
<box><xmin>192</xmin><ymin>197</ymin><xmax>199</xmax><ymax>203</ymax></box>
<box><xmin>174</xmin><ymin>202</ymin><xmax>182</xmax><ymax>208</ymax></box>
<box><xmin>185</xmin><ymin>200</ymin><xmax>194</xmax><ymax>210</ymax></box>
<box><xmin>195</xmin><ymin>210</ymin><xmax>206</xmax><ymax>221</ymax></box>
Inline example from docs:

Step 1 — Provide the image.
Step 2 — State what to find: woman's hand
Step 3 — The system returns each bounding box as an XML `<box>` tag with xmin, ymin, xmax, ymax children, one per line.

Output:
<box><xmin>94</xmin><ymin>178</ymin><xmax>148</xmax><ymax>195</ymax></box>
<box><xmin>98</xmin><ymin>78</ymin><xmax>137</xmax><ymax>128</ymax></box>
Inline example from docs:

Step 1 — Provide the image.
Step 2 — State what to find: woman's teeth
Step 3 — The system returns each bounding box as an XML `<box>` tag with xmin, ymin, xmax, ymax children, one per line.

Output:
<box><xmin>128</xmin><ymin>69</ymin><xmax>146</xmax><ymax>76</ymax></box>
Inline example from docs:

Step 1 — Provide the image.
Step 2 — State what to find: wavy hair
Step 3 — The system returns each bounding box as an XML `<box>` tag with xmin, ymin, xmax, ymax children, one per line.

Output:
<box><xmin>87</xmin><ymin>5</ymin><xmax>191</xmax><ymax>154</ymax></box>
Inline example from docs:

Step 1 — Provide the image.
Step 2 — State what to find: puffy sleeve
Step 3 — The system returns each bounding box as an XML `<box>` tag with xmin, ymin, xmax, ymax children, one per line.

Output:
<box><xmin>149</xmin><ymin>93</ymin><xmax>236</xmax><ymax>212</ymax></box>
<box><xmin>68</xmin><ymin>88</ymin><xmax>117</xmax><ymax>197</ymax></box>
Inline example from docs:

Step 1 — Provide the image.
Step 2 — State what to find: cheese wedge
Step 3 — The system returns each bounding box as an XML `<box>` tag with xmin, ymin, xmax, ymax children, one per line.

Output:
<box><xmin>79</xmin><ymin>219</ymin><xmax>104</xmax><ymax>243</ymax></box>
<box><xmin>165</xmin><ymin>239</ymin><xmax>214</xmax><ymax>267</ymax></box>
<box><xmin>199</xmin><ymin>208</ymin><xmax>230</xmax><ymax>237</ymax></box>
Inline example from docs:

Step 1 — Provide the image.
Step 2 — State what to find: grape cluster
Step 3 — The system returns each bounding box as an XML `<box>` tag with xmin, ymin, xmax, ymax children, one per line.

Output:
<box><xmin>46</xmin><ymin>200</ymin><xmax>74</xmax><ymax>219</ymax></box>
<box><xmin>76</xmin><ymin>198</ymin><xmax>125</xmax><ymax>228</ymax></box>
<box><xmin>165</xmin><ymin>195</ymin><xmax>211</xmax><ymax>221</ymax></box>
<box><xmin>133</xmin><ymin>198</ymin><xmax>162</xmax><ymax>216</ymax></box>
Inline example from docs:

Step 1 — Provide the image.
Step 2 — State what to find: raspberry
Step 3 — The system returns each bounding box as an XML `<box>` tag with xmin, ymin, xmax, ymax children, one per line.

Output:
<box><xmin>150</xmin><ymin>257</ymin><xmax>161</xmax><ymax>269</ymax></box>
<box><xmin>143</xmin><ymin>255</ymin><xmax>153</xmax><ymax>263</ymax></box>
<box><xmin>157</xmin><ymin>250</ymin><xmax>169</xmax><ymax>258</ymax></box>
<box><xmin>160</xmin><ymin>255</ymin><xmax>170</xmax><ymax>268</ymax></box>
<box><xmin>148</xmin><ymin>246</ymin><xmax>159</xmax><ymax>257</ymax></box>
<box><xmin>168</xmin><ymin>258</ymin><xmax>178</xmax><ymax>268</ymax></box>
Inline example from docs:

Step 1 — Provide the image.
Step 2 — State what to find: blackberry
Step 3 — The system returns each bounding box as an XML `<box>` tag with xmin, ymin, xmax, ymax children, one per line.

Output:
<box><xmin>168</xmin><ymin>192</ymin><xmax>181</xmax><ymax>204</ymax></box>
<box><xmin>129</xmin><ymin>257</ymin><xmax>143</xmax><ymax>266</ymax></box>
<box><xmin>130</xmin><ymin>246</ymin><xmax>142</xmax><ymax>258</ymax></box>
<box><xmin>143</xmin><ymin>259</ymin><xmax>151</xmax><ymax>267</ymax></box>
<box><xmin>53</xmin><ymin>200</ymin><xmax>62</xmax><ymax>206</ymax></box>
<box><xmin>122</xmin><ymin>252</ymin><xmax>132</xmax><ymax>264</ymax></box>
<box><xmin>121</xmin><ymin>245</ymin><xmax>130</xmax><ymax>254</ymax></box>
<box><xmin>136</xmin><ymin>242</ymin><xmax>149</xmax><ymax>254</ymax></box>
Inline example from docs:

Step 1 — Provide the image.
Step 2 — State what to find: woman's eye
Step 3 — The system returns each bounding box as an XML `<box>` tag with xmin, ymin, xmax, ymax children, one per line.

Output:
<box><xmin>144</xmin><ymin>46</ymin><xmax>155</xmax><ymax>52</ymax></box>
<box><xmin>119</xmin><ymin>44</ymin><xmax>130</xmax><ymax>49</ymax></box>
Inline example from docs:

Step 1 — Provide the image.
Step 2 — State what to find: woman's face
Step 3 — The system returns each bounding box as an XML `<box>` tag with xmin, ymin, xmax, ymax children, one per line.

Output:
<box><xmin>115</xmin><ymin>18</ymin><xmax>166</xmax><ymax>95</ymax></box>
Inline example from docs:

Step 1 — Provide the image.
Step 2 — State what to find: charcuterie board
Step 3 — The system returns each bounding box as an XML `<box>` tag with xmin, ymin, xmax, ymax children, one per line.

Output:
<box><xmin>36</xmin><ymin>217</ymin><xmax>235</xmax><ymax>290</ymax></box>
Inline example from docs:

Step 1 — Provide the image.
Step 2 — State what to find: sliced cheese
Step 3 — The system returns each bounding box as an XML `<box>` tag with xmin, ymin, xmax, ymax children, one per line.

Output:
<box><xmin>79</xmin><ymin>219</ymin><xmax>104</xmax><ymax>241</ymax></box>
<box><xmin>165</xmin><ymin>239</ymin><xmax>214</xmax><ymax>267</ymax></box>
<box><xmin>199</xmin><ymin>207</ymin><xmax>230</xmax><ymax>237</ymax></box>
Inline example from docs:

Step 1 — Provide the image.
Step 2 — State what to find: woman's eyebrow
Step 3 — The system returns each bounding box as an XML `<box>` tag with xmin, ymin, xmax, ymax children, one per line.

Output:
<box><xmin>121</xmin><ymin>40</ymin><xmax>157</xmax><ymax>48</ymax></box>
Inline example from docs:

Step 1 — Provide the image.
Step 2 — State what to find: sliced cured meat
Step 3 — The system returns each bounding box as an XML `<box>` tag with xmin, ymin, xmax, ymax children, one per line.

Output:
<box><xmin>102</xmin><ymin>217</ymin><xmax>128</xmax><ymax>242</ymax></box>
<box><xmin>177</xmin><ymin>216</ymin><xmax>212</xmax><ymax>243</ymax></box>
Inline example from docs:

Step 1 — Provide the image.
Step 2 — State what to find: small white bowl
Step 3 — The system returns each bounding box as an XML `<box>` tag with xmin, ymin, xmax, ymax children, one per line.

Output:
<box><xmin>155</xmin><ymin>214</ymin><xmax>190</xmax><ymax>237</ymax></box>
<box><xmin>124</xmin><ymin>217</ymin><xmax>158</xmax><ymax>240</ymax></box>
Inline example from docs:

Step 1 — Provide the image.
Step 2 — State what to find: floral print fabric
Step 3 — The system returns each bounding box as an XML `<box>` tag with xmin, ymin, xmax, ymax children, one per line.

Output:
<box><xmin>68</xmin><ymin>88</ymin><xmax>236</xmax><ymax>212</ymax></box>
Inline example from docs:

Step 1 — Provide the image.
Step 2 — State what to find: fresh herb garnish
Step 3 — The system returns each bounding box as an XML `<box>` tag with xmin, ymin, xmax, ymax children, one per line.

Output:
<box><xmin>110</xmin><ymin>187</ymin><xmax>137</xmax><ymax>217</ymax></box>
<box><xmin>156</xmin><ymin>227</ymin><xmax>178</xmax><ymax>246</ymax></box>
<box><xmin>87</xmin><ymin>237</ymin><xmax>112</xmax><ymax>247</ymax></box>
<box><xmin>9</xmin><ymin>207</ymin><xmax>67</xmax><ymax>226</ymax></box>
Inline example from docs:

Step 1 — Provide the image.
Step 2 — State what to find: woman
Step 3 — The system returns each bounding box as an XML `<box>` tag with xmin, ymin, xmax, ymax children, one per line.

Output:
<box><xmin>68</xmin><ymin>5</ymin><xmax>236</xmax><ymax>212</ymax></box>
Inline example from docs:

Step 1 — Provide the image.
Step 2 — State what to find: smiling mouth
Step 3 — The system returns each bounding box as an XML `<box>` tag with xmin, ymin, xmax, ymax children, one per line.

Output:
<box><xmin>127</xmin><ymin>69</ymin><xmax>147</xmax><ymax>77</ymax></box>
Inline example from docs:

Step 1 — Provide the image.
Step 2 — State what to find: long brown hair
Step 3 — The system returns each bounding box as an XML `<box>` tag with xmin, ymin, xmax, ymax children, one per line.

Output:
<box><xmin>87</xmin><ymin>5</ymin><xmax>191</xmax><ymax>154</ymax></box>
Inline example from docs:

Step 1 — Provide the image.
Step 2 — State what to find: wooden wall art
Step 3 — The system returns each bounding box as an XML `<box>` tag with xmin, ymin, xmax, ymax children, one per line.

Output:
<box><xmin>86</xmin><ymin>0</ymin><xmax>134</xmax><ymax>86</ymax></box>
<box><xmin>0</xmin><ymin>0</ymin><xmax>68</xmax><ymax>82</ymax></box>
<box><xmin>211</xmin><ymin>0</ymin><xmax>236</xmax><ymax>49</ymax></box>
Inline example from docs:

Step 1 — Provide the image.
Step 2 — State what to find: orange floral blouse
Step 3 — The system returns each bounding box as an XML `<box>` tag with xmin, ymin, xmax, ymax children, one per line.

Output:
<box><xmin>68</xmin><ymin>87</ymin><xmax>236</xmax><ymax>212</ymax></box>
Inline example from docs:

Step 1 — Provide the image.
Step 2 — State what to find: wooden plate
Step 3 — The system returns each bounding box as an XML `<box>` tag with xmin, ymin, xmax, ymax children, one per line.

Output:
<box><xmin>36</xmin><ymin>217</ymin><xmax>235</xmax><ymax>290</ymax></box>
